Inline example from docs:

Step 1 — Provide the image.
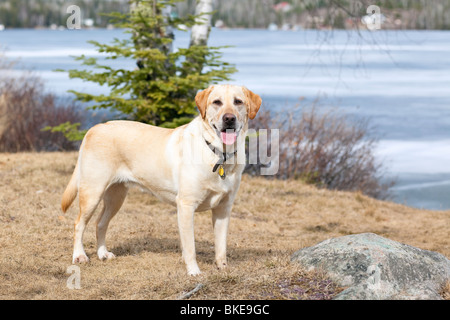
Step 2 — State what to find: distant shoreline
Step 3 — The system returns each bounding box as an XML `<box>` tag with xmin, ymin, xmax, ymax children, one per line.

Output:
<box><xmin>1</xmin><ymin>27</ymin><xmax>450</xmax><ymax>32</ymax></box>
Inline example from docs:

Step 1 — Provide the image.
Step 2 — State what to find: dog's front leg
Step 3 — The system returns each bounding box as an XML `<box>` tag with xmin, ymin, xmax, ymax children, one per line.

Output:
<box><xmin>212</xmin><ymin>201</ymin><xmax>232</xmax><ymax>270</ymax></box>
<box><xmin>176</xmin><ymin>198</ymin><xmax>201</xmax><ymax>276</ymax></box>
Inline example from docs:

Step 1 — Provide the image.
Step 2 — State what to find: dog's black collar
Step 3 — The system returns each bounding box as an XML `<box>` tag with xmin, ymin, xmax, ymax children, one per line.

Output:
<box><xmin>204</xmin><ymin>139</ymin><xmax>237</xmax><ymax>173</ymax></box>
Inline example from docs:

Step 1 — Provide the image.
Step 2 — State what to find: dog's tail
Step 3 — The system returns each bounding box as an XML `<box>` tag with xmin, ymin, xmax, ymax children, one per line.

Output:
<box><xmin>61</xmin><ymin>153</ymin><xmax>81</xmax><ymax>213</ymax></box>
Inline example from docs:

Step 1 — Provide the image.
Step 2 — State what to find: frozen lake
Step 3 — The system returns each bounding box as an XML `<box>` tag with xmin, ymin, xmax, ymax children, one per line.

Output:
<box><xmin>1</xmin><ymin>28</ymin><xmax>450</xmax><ymax>210</ymax></box>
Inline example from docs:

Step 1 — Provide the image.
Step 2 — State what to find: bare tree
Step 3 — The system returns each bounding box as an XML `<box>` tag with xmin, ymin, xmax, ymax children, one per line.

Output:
<box><xmin>245</xmin><ymin>103</ymin><xmax>394</xmax><ymax>200</ymax></box>
<box><xmin>0</xmin><ymin>69</ymin><xmax>84</xmax><ymax>152</ymax></box>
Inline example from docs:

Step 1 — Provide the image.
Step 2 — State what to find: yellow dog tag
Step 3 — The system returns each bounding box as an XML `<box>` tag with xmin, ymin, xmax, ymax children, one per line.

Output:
<box><xmin>218</xmin><ymin>165</ymin><xmax>226</xmax><ymax>180</ymax></box>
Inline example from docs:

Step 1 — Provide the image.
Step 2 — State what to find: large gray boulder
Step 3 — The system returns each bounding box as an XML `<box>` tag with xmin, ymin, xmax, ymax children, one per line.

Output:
<box><xmin>291</xmin><ymin>233</ymin><xmax>450</xmax><ymax>300</ymax></box>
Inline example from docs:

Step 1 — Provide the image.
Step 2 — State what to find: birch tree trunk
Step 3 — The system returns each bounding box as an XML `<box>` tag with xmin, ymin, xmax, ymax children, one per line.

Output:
<box><xmin>190</xmin><ymin>0</ymin><xmax>213</xmax><ymax>47</ymax></box>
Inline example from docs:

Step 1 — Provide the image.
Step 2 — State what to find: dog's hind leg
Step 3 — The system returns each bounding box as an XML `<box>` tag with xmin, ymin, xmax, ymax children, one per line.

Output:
<box><xmin>96</xmin><ymin>183</ymin><xmax>128</xmax><ymax>261</ymax></box>
<box><xmin>72</xmin><ymin>186</ymin><xmax>105</xmax><ymax>264</ymax></box>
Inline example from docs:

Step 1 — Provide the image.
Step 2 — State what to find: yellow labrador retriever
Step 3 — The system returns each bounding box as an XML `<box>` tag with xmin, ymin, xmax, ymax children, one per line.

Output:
<box><xmin>61</xmin><ymin>84</ymin><xmax>261</xmax><ymax>275</ymax></box>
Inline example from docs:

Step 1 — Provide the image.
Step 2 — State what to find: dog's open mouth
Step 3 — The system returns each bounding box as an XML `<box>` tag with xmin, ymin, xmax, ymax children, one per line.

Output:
<box><xmin>220</xmin><ymin>129</ymin><xmax>237</xmax><ymax>145</ymax></box>
<box><xmin>213</xmin><ymin>124</ymin><xmax>238</xmax><ymax>145</ymax></box>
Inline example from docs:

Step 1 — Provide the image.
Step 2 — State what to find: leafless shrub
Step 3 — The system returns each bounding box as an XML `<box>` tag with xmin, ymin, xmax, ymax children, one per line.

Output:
<box><xmin>0</xmin><ymin>61</ymin><xmax>84</xmax><ymax>152</ymax></box>
<box><xmin>246</xmin><ymin>101</ymin><xmax>394</xmax><ymax>199</ymax></box>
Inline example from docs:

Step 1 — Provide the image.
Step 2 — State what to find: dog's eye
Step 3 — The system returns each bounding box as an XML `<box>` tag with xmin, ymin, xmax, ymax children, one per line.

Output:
<box><xmin>234</xmin><ymin>98</ymin><xmax>243</xmax><ymax>105</ymax></box>
<box><xmin>213</xmin><ymin>99</ymin><xmax>222</xmax><ymax>106</ymax></box>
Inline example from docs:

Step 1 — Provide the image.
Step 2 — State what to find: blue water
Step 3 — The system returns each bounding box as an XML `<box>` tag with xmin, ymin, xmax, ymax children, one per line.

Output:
<box><xmin>1</xmin><ymin>28</ymin><xmax>450</xmax><ymax>210</ymax></box>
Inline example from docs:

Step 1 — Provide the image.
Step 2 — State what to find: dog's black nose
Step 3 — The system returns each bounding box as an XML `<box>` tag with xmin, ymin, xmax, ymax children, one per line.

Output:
<box><xmin>223</xmin><ymin>113</ymin><xmax>236</xmax><ymax>127</ymax></box>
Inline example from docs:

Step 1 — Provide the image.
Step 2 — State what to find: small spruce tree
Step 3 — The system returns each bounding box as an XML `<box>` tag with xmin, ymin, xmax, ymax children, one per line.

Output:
<box><xmin>59</xmin><ymin>0</ymin><xmax>236</xmax><ymax>133</ymax></box>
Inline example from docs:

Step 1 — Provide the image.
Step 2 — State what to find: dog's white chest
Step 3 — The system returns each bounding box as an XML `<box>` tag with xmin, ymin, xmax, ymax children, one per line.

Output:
<box><xmin>206</xmin><ymin>192</ymin><xmax>225</xmax><ymax>209</ymax></box>
<box><xmin>197</xmin><ymin>175</ymin><xmax>237</xmax><ymax>211</ymax></box>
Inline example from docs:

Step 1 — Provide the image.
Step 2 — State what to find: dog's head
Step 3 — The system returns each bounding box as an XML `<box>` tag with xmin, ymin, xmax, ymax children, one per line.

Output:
<box><xmin>195</xmin><ymin>85</ymin><xmax>262</xmax><ymax>145</ymax></box>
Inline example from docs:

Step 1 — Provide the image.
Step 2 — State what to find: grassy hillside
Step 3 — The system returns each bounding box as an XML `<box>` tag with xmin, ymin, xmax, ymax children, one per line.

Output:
<box><xmin>0</xmin><ymin>152</ymin><xmax>448</xmax><ymax>299</ymax></box>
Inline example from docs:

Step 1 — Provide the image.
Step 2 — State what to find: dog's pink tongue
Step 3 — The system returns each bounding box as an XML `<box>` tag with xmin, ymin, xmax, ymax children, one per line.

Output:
<box><xmin>221</xmin><ymin>131</ymin><xmax>237</xmax><ymax>145</ymax></box>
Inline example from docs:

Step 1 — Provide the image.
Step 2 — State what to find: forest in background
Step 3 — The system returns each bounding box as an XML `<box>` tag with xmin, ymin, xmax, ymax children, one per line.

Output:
<box><xmin>0</xmin><ymin>0</ymin><xmax>450</xmax><ymax>30</ymax></box>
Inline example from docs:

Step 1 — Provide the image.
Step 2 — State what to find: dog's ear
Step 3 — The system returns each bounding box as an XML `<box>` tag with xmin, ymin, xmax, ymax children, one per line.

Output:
<box><xmin>195</xmin><ymin>86</ymin><xmax>214</xmax><ymax>119</ymax></box>
<box><xmin>243</xmin><ymin>87</ymin><xmax>262</xmax><ymax>120</ymax></box>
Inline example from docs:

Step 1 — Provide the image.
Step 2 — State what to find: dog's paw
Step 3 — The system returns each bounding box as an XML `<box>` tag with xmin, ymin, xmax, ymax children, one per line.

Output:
<box><xmin>216</xmin><ymin>261</ymin><xmax>228</xmax><ymax>270</ymax></box>
<box><xmin>98</xmin><ymin>251</ymin><xmax>116</xmax><ymax>261</ymax></box>
<box><xmin>73</xmin><ymin>253</ymin><xmax>89</xmax><ymax>264</ymax></box>
<box><xmin>187</xmin><ymin>265</ymin><xmax>202</xmax><ymax>276</ymax></box>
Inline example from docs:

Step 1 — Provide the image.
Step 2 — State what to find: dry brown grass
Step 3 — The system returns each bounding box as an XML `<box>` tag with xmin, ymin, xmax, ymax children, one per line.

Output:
<box><xmin>0</xmin><ymin>152</ymin><xmax>449</xmax><ymax>300</ymax></box>
<box><xmin>440</xmin><ymin>281</ymin><xmax>450</xmax><ymax>300</ymax></box>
